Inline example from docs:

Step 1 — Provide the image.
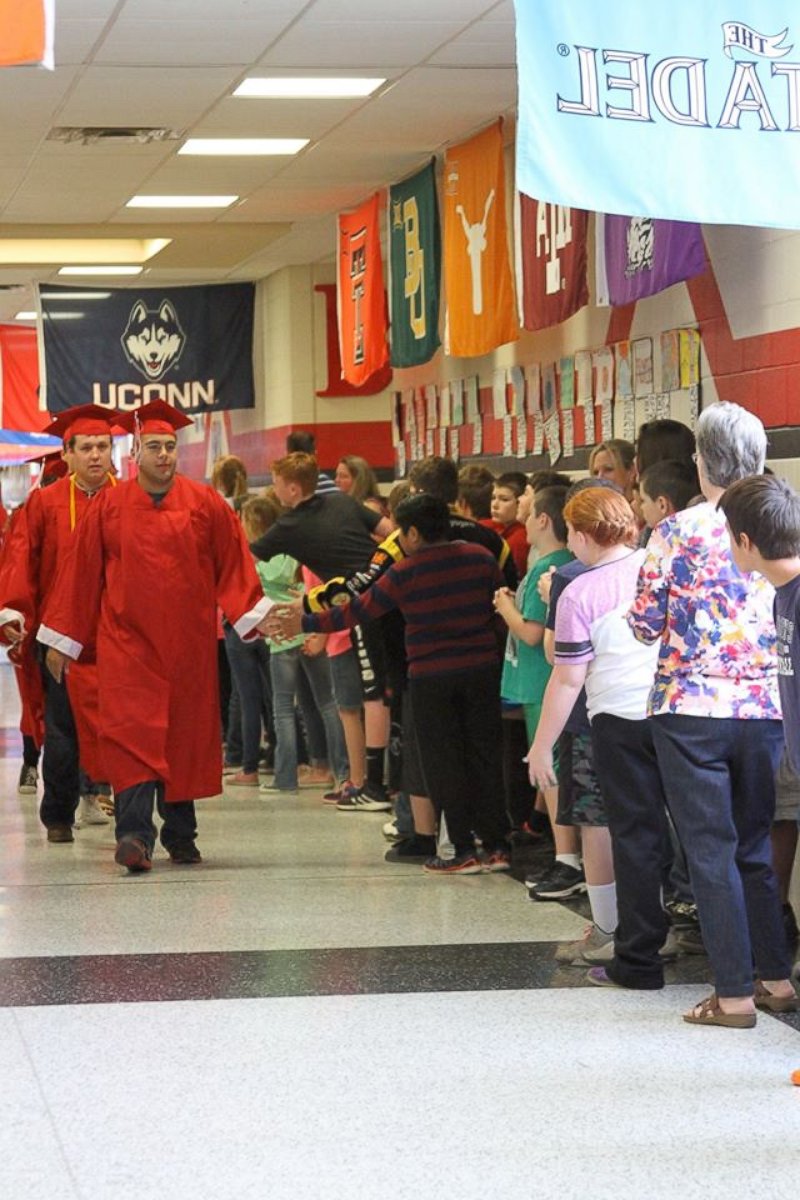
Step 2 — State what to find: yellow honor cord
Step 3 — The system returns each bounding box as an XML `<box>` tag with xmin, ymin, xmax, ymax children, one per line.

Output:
<box><xmin>68</xmin><ymin>471</ymin><xmax>117</xmax><ymax>532</ymax></box>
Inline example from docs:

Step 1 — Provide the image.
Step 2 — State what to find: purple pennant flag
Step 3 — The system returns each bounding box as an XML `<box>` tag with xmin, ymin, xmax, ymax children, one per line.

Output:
<box><xmin>597</xmin><ymin>215</ymin><xmax>706</xmax><ymax>307</ymax></box>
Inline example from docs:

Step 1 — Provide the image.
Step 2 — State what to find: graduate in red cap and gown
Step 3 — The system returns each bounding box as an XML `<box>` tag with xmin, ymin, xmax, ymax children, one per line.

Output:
<box><xmin>0</xmin><ymin>404</ymin><xmax>120</xmax><ymax>839</ymax></box>
<box><xmin>39</xmin><ymin>400</ymin><xmax>272</xmax><ymax>872</ymax></box>
<box><xmin>0</xmin><ymin>450</ymin><xmax>70</xmax><ymax>799</ymax></box>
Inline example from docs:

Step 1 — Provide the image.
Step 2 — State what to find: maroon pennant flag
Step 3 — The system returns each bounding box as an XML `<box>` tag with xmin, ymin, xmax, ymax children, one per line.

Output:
<box><xmin>517</xmin><ymin>199</ymin><xmax>589</xmax><ymax>332</ymax></box>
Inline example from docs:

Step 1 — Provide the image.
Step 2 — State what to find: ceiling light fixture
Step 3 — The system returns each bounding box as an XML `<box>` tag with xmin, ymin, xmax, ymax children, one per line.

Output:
<box><xmin>233</xmin><ymin>77</ymin><xmax>385</xmax><ymax>99</ymax></box>
<box><xmin>38</xmin><ymin>292</ymin><xmax>112</xmax><ymax>300</ymax></box>
<box><xmin>126</xmin><ymin>195</ymin><xmax>239</xmax><ymax>209</ymax></box>
<box><xmin>58</xmin><ymin>266</ymin><xmax>144</xmax><ymax>276</ymax></box>
<box><xmin>14</xmin><ymin>311</ymin><xmax>36</xmax><ymax>320</ymax></box>
<box><xmin>179</xmin><ymin>138</ymin><xmax>308</xmax><ymax>156</ymax></box>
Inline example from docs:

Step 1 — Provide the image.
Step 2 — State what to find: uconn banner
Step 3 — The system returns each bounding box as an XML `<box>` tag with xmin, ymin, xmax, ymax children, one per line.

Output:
<box><xmin>38</xmin><ymin>283</ymin><xmax>255</xmax><ymax>414</ymax></box>
<box><xmin>514</xmin><ymin>1</ymin><xmax>800</xmax><ymax>228</ymax></box>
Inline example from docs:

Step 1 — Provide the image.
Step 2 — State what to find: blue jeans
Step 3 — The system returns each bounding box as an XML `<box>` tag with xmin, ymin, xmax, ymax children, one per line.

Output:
<box><xmin>651</xmin><ymin>713</ymin><xmax>790</xmax><ymax>996</ymax></box>
<box><xmin>269</xmin><ymin>648</ymin><xmax>348</xmax><ymax>789</ymax></box>
<box><xmin>224</xmin><ymin>625</ymin><xmax>271</xmax><ymax>774</ymax></box>
<box><xmin>115</xmin><ymin>782</ymin><xmax>196</xmax><ymax>854</ymax></box>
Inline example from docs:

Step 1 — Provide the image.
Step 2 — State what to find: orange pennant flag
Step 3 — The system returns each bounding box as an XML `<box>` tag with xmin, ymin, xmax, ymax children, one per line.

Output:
<box><xmin>0</xmin><ymin>0</ymin><xmax>54</xmax><ymax>69</ymax></box>
<box><xmin>337</xmin><ymin>192</ymin><xmax>390</xmax><ymax>387</ymax></box>
<box><xmin>443</xmin><ymin>120</ymin><xmax>518</xmax><ymax>357</ymax></box>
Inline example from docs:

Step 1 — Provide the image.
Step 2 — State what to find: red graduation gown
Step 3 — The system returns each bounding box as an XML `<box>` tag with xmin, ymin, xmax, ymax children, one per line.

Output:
<box><xmin>0</xmin><ymin>476</ymin><xmax>112</xmax><ymax>773</ymax></box>
<box><xmin>43</xmin><ymin>475</ymin><xmax>265</xmax><ymax>802</ymax></box>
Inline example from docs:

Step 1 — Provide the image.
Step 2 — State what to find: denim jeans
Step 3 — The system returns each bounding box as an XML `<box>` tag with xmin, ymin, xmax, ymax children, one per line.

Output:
<box><xmin>115</xmin><ymin>782</ymin><xmax>196</xmax><ymax>854</ymax></box>
<box><xmin>269</xmin><ymin>648</ymin><xmax>348</xmax><ymax>788</ymax></box>
<box><xmin>651</xmin><ymin>713</ymin><xmax>790</xmax><ymax>996</ymax></box>
<box><xmin>223</xmin><ymin>625</ymin><xmax>272</xmax><ymax>774</ymax></box>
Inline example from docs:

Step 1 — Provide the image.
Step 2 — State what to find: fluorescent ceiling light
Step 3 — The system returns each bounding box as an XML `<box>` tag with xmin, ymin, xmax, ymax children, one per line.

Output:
<box><xmin>0</xmin><ymin>237</ymin><xmax>170</xmax><ymax>265</ymax></box>
<box><xmin>126</xmin><ymin>195</ymin><xmax>238</xmax><ymax>209</ymax></box>
<box><xmin>179</xmin><ymin>138</ymin><xmax>308</xmax><ymax>156</ymax></box>
<box><xmin>233</xmin><ymin>77</ymin><xmax>385</xmax><ymax>99</ymax></box>
<box><xmin>39</xmin><ymin>292</ymin><xmax>112</xmax><ymax>300</ymax></box>
<box><xmin>58</xmin><ymin>266</ymin><xmax>143</xmax><ymax>276</ymax></box>
<box><xmin>16</xmin><ymin>310</ymin><xmax>84</xmax><ymax>320</ymax></box>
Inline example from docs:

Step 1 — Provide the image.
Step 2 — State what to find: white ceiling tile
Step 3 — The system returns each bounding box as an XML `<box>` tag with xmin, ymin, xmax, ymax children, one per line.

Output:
<box><xmin>55</xmin><ymin>20</ymin><xmax>109</xmax><ymax>65</ymax></box>
<box><xmin>93</xmin><ymin>19</ymin><xmax>290</xmax><ymax>67</ymax></box>
<box><xmin>1</xmin><ymin>195</ymin><xmax>121</xmax><ymax>222</ymax></box>
<box><xmin>122</xmin><ymin>0</ymin><xmax>306</xmax><ymax>19</ymax></box>
<box><xmin>56</xmin><ymin>0</ymin><xmax>119</xmax><ymax>18</ymax></box>
<box><xmin>428</xmin><ymin>21</ymin><xmax>516</xmax><ymax>67</ymax></box>
<box><xmin>197</xmin><ymin>95</ymin><xmax>372</xmax><ymax>139</ymax></box>
<box><xmin>303</xmin><ymin>0</ymin><xmax>490</xmax><ymax>20</ymax></box>
<box><xmin>0</xmin><ymin>66</ymin><xmax>80</xmax><ymax>124</ymax></box>
<box><xmin>260</xmin><ymin>22</ymin><xmax>465</xmax><ymax>68</ymax></box>
<box><xmin>56</xmin><ymin>66</ymin><xmax>247</xmax><ymax>127</ymax></box>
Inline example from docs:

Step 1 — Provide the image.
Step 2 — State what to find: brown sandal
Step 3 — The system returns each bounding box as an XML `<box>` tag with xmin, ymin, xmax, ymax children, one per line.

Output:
<box><xmin>683</xmin><ymin>993</ymin><xmax>757</xmax><ymax>1028</ymax></box>
<box><xmin>754</xmin><ymin>980</ymin><xmax>799</xmax><ymax>1013</ymax></box>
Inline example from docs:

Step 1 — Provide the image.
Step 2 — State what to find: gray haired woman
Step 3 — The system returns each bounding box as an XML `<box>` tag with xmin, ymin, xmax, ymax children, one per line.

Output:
<box><xmin>628</xmin><ymin>401</ymin><xmax>797</xmax><ymax>1026</ymax></box>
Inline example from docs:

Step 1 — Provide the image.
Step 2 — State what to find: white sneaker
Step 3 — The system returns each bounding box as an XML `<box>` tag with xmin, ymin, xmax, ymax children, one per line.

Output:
<box><xmin>382</xmin><ymin>820</ymin><xmax>399</xmax><ymax>840</ymax></box>
<box><xmin>78</xmin><ymin>794</ymin><xmax>111</xmax><ymax>826</ymax></box>
<box><xmin>555</xmin><ymin>924</ymin><xmax>614</xmax><ymax>966</ymax></box>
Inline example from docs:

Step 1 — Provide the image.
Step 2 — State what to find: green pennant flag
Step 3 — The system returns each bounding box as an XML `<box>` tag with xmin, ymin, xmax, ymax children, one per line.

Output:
<box><xmin>388</xmin><ymin>159</ymin><xmax>441</xmax><ymax>368</ymax></box>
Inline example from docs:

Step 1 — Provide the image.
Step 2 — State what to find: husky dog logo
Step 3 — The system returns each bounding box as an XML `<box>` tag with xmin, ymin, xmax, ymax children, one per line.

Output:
<box><xmin>625</xmin><ymin>218</ymin><xmax>654</xmax><ymax>278</ymax></box>
<box><xmin>121</xmin><ymin>299</ymin><xmax>186</xmax><ymax>381</ymax></box>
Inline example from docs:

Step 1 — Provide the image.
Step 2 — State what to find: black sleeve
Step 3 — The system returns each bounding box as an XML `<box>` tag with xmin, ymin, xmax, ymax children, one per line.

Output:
<box><xmin>249</xmin><ymin>523</ymin><xmax>287</xmax><ymax>563</ymax></box>
<box><xmin>355</xmin><ymin>498</ymin><xmax>381</xmax><ymax>532</ymax></box>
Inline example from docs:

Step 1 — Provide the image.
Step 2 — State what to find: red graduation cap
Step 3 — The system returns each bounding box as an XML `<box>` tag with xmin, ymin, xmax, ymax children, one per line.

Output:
<box><xmin>41</xmin><ymin>404</ymin><xmax>121</xmax><ymax>443</ymax></box>
<box><xmin>33</xmin><ymin>450</ymin><xmax>69</xmax><ymax>484</ymax></box>
<box><xmin>115</xmin><ymin>400</ymin><xmax>194</xmax><ymax>436</ymax></box>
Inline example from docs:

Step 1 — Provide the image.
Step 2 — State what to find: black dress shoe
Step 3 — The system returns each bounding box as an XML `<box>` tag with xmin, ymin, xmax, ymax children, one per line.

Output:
<box><xmin>46</xmin><ymin>824</ymin><xmax>74</xmax><ymax>844</ymax></box>
<box><xmin>114</xmin><ymin>836</ymin><xmax>152</xmax><ymax>873</ymax></box>
<box><xmin>384</xmin><ymin>834</ymin><xmax>437</xmax><ymax>863</ymax></box>
<box><xmin>168</xmin><ymin>841</ymin><xmax>202</xmax><ymax>865</ymax></box>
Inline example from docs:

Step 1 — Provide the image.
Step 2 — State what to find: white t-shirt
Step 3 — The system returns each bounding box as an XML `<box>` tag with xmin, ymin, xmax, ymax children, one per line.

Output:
<box><xmin>553</xmin><ymin>549</ymin><xmax>659</xmax><ymax>721</ymax></box>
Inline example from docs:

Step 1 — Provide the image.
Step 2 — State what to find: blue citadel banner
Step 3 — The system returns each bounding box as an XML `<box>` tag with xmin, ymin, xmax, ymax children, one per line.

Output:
<box><xmin>514</xmin><ymin>1</ymin><xmax>800</xmax><ymax>229</ymax></box>
<box><xmin>38</xmin><ymin>282</ymin><xmax>255</xmax><ymax>414</ymax></box>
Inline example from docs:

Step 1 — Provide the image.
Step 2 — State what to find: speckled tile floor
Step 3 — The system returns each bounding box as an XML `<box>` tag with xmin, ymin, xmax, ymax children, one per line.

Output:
<box><xmin>0</xmin><ymin>664</ymin><xmax>798</xmax><ymax>1199</ymax></box>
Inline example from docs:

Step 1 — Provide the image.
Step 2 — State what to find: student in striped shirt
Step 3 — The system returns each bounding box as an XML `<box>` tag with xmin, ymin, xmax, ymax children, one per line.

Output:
<box><xmin>269</xmin><ymin>493</ymin><xmax>511</xmax><ymax>874</ymax></box>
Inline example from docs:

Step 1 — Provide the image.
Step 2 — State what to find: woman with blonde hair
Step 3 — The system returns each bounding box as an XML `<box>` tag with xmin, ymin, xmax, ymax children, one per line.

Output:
<box><xmin>528</xmin><ymin>485</ymin><xmax>671</xmax><ymax>991</ymax></box>
<box><xmin>212</xmin><ymin>455</ymin><xmax>249</xmax><ymax>512</ymax></box>
<box><xmin>588</xmin><ymin>439</ymin><xmax>636</xmax><ymax>502</ymax></box>
<box><xmin>334</xmin><ymin>454</ymin><xmax>386</xmax><ymax>515</ymax></box>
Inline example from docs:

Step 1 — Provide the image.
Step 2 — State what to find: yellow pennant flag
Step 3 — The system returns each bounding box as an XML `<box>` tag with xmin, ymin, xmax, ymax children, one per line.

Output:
<box><xmin>0</xmin><ymin>0</ymin><xmax>54</xmax><ymax>69</ymax></box>
<box><xmin>443</xmin><ymin>120</ymin><xmax>518</xmax><ymax>357</ymax></box>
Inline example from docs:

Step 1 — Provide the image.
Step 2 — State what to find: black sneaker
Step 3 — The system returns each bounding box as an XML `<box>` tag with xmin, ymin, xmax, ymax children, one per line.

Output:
<box><xmin>665</xmin><ymin>897</ymin><xmax>699</xmax><ymax>927</ymax></box>
<box><xmin>384</xmin><ymin>834</ymin><xmax>437</xmax><ymax>863</ymax></box>
<box><xmin>168</xmin><ymin>841</ymin><xmax>202</xmax><ymax>865</ymax></box>
<box><xmin>336</xmin><ymin>784</ymin><xmax>392</xmax><ymax>813</ymax></box>
<box><xmin>17</xmin><ymin>764</ymin><xmax>38</xmax><ymax>794</ymax></box>
<box><xmin>528</xmin><ymin>862</ymin><xmax>586</xmax><ymax>901</ymax></box>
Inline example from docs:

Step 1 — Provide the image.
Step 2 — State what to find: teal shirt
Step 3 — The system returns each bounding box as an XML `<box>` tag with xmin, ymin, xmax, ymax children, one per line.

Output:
<box><xmin>255</xmin><ymin>555</ymin><xmax>305</xmax><ymax>653</ymax></box>
<box><xmin>500</xmin><ymin>548</ymin><xmax>573</xmax><ymax>704</ymax></box>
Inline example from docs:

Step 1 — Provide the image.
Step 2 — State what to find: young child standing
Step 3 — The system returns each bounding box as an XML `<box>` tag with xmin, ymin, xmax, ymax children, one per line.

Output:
<box><xmin>638</xmin><ymin>459</ymin><xmax>700</xmax><ymax>533</ymax></box>
<box><xmin>494</xmin><ymin>487</ymin><xmax>573</xmax><ymax>859</ymax></box>
<box><xmin>720</xmin><ymin>473</ymin><xmax>800</xmax><ymax>1019</ymax></box>
<box><xmin>488</xmin><ymin>472</ymin><xmax>530</xmax><ymax>578</ymax></box>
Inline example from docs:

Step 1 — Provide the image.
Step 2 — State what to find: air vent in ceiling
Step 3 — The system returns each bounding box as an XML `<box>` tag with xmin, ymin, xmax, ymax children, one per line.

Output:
<box><xmin>47</xmin><ymin>127</ymin><xmax>183</xmax><ymax>146</ymax></box>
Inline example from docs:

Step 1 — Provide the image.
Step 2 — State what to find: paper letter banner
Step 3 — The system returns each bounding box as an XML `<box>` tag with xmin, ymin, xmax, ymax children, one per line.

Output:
<box><xmin>337</xmin><ymin>192</ymin><xmax>390</xmax><ymax>386</ymax></box>
<box><xmin>0</xmin><ymin>0</ymin><xmax>53</xmax><ymax>69</ymax></box>
<box><xmin>443</xmin><ymin>121</ymin><xmax>518</xmax><ymax>357</ymax></box>
<box><xmin>596</xmin><ymin>215</ymin><xmax>706</xmax><ymax>307</ymax></box>
<box><xmin>38</xmin><ymin>283</ymin><xmax>256</xmax><ymax>414</ymax></box>
<box><xmin>513</xmin><ymin>0</ymin><xmax>800</xmax><ymax>229</ymax></box>
<box><xmin>517</xmin><ymin>198</ymin><xmax>589</xmax><ymax>331</ymax></box>
<box><xmin>388</xmin><ymin>160</ymin><xmax>441</xmax><ymax>368</ymax></box>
